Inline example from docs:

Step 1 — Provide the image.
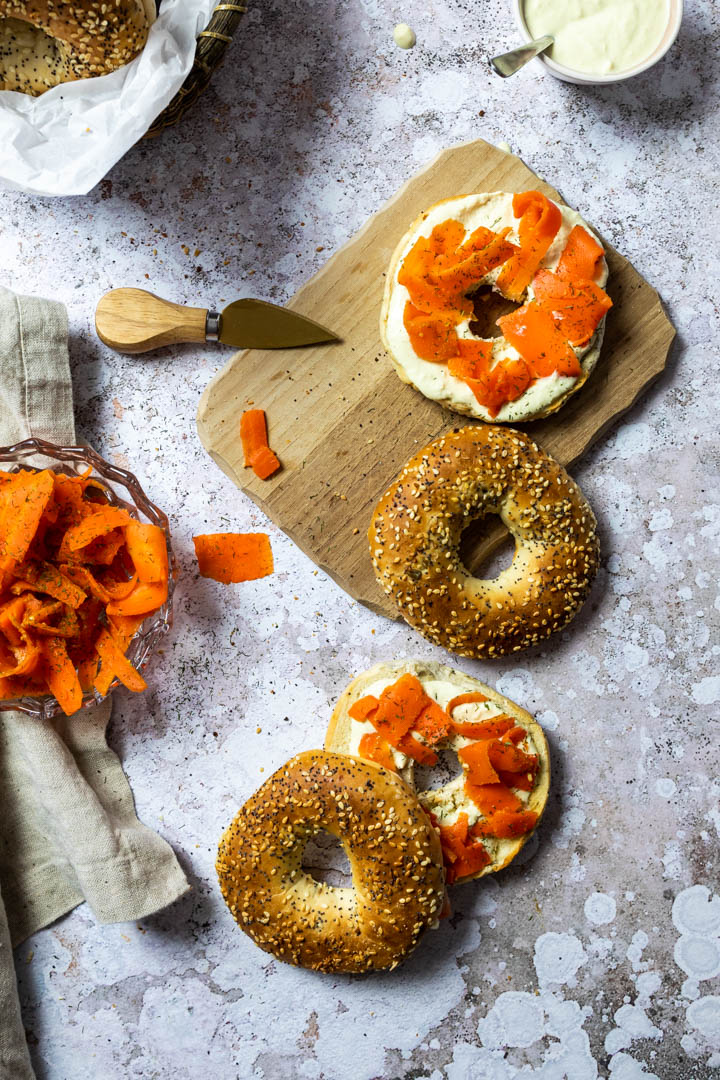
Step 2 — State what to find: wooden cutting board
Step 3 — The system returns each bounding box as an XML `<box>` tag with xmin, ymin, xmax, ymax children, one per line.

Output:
<box><xmin>197</xmin><ymin>139</ymin><xmax>675</xmax><ymax>619</ymax></box>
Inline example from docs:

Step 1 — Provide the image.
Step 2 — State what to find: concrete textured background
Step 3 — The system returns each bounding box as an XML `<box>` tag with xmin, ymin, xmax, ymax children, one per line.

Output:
<box><xmin>1</xmin><ymin>0</ymin><xmax>719</xmax><ymax>1076</ymax></box>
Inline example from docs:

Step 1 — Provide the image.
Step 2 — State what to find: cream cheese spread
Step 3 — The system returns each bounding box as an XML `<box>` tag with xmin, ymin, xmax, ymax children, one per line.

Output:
<box><xmin>381</xmin><ymin>191</ymin><xmax>608</xmax><ymax>422</ymax></box>
<box><xmin>347</xmin><ymin>675</ymin><xmax>535</xmax><ymax>835</ymax></box>
<box><xmin>524</xmin><ymin>0</ymin><xmax>670</xmax><ymax>74</ymax></box>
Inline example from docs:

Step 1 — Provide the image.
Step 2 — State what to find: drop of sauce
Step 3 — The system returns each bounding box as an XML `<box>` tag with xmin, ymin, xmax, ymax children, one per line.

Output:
<box><xmin>393</xmin><ymin>23</ymin><xmax>416</xmax><ymax>49</ymax></box>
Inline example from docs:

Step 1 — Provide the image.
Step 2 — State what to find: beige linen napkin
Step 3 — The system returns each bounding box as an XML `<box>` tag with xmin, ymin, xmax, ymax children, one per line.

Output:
<box><xmin>0</xmin><ymin>287</ymin><xmax>190</xmax><ymax>1079</ymax></box>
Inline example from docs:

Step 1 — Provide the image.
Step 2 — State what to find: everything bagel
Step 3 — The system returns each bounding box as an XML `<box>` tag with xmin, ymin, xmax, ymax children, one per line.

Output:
<box><xmin>216</xmin><ymin>750</ymin><xmax>446</xmax><ymax>973</ymax></box>
<box><xmin>326</xmin><ymin>660</ymin><xmax>550</xmax><ymax>884</ymax></box>
<box><xmin>381</xmin><ymin>190</ymin><xmax>611</xmax><ymax>423</ymax></box>
<box><xmin>0</xmin><ymin>0</ymin><xmax>154</xmax><ymax>94</ymax></box>
<box><xmin>369</xmin><ymin>425</ymin><xmax>600</xmax><ymax>658</ymax></box>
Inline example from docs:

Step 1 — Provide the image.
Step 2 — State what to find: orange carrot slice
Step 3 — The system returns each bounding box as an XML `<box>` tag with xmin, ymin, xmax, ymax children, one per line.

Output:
<box><xmin>488</xmin><ymin>740</ymin><xmax>538</xmax><ymax>775</ymax></box>
<box><xmin>40</xmin><ymin>636</ymin><xmax>82</xmax><ymax>715</ymax></box>
<box><xmin>94</xmin><ymin>629</ymin><xmax>147</xmax><ymax>694</ymax></box>
<box><xmin>497</xmin><ymin>301</ymin><xmax>581</xmax><ymax>378</ymax></box>
<box><xmin>458</xmin><ymin>739</ymin><xmax>501</xmax><ymax>786</ymax></box>
<box><xmin>105</xmin><ymin>581</ymin><xmax>168</xmax><ymax>616</ymax></box>
<box><xmin>124</xmin><ymin>521</ymin><xmax>168</xmax><ymax>583</ymax></box>
<box><xmin>368</xmin><ymin>672</ymin><xmax>428</xmax><ymax>744</ymax></box>
<box><xmin>0</xmin><ymin>470</ymin><xmax>54</xmax><ymax>588</ymax></box>
<box><xmin>60</xmin><ymin>564</ymin><xmax>112</xmax><ymax>604</ymax></box>
<box><xmin>395</xmin><ymin>731</ymin><xmax>438</xmax><ymax>766</ymax></box>
<box><xmin>413</xmin><ymin>700</ymin><xmax>452</xmax><ymax>745</ymax></box>
<box><xmin>531</xmin><ymin>269</ymin><xmax>612</xmax><ymax>347</ymax></box>
<box><xmin>470</xmin><ymin>809</ymin><xmax>539</xmax><ymax>839</ymax></box>
<box><xmin>58</xmin><ymin>506</ymin><xmax>132</xmax><ymax>559</ymax></box>
<box><xmin>240</xmin><ymin>410</ymin><xmax>281</xmax><ymax>481</ymax></box>
<box><xmin>348</xmin><ymin>695</ymin><xmax>379</xmax><ymax>723</ymax></box>
<box><xmin>464</xmin><ymin>779</ymin><xmax>524</xmax><ymax>815</ymax></box>
<box><xmin>403</xmin><ymin>302</ymin><xmax>459</xmax><ymax>362</ymax></box>
<box><xmin>439</xmin><ymin>814</ymin><xmax>492</xmax><ymax>884</ymax></box>
<box><xmin>495</xmin><ymin>190</ymin><xmax>562</xmax><ymax>302</ymax></box>
<box><xmin>14</xmin><ymin>561</ymin><xmax>87</xmax><ymax>609</ymax></box>
<box><xmin>358</xmin><ymin>731</ymin><xmax>398</xmax><ymax>773</ymax></box>
<box><xmin>193</xmin><ymin>533</ymin><xmax>273</xmax><ymax>585</ymax></box>
<box><xmin>555</xmin><ymin>225</ymin><xmax>604</xmax><ymax>282</ymax></box>
<box><xmin>497</xmin><ymin>769</ymin><xmax>535</xmax><ymax>791</ymax></box>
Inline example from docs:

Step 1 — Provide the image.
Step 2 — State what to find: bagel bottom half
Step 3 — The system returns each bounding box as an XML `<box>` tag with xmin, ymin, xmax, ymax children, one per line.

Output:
<box><xmin>325</xmin><ymin>660</ymin><xmax>550</xmax><ymax>884</ymax></box>
<box><xmin>216</xmin><ymin>749</ymin><xmax>446</xmax><ymax>973</ymax></box>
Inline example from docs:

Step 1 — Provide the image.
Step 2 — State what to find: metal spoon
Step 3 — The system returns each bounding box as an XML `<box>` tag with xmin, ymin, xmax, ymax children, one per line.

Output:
<box><xmin>490</xmin><ymin>35</ymin><xmax>554</xmax><ymax>77</ymax></box>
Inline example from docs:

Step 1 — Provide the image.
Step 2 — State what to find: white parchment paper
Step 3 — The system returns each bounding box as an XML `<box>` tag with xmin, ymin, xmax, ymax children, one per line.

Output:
<box><xmin>0</xmin><ymin>0</ymin><xmax>218</xmax><ymax>197</ymax></box>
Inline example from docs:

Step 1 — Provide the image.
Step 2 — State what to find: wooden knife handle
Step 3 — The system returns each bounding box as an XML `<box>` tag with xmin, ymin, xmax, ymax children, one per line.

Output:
<box><xmin>95</xmin><ymin>288</ymin><xmax>209</xmax><ymax>354</ymax></box>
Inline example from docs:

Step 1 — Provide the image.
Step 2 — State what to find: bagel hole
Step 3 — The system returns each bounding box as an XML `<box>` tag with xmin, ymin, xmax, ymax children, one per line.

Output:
<box><xmin>460</xmin><ymin>518</ymin><xmax>517</xmax><ymax>580</ymax></box>
<box><xmin>468</xmin><ymin>285</ymin><xmax>522</xmax><ymax>339</ymax></box>
<box><xmin>415</xmin><ymin>748</ymin><xmax>463</xmax><ymax>792</ymax></box>
<box><xmin>302</xmin><ymin>830</ymin><xmax>353</xmax><ymax>889</ymax></box>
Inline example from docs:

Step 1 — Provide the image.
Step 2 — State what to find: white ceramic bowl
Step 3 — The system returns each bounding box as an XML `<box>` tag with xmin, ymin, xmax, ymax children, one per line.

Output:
<box><xmin>511</xmin><ymin>0</ymin><xmax>683</xmax><ymax>84</ymax></box>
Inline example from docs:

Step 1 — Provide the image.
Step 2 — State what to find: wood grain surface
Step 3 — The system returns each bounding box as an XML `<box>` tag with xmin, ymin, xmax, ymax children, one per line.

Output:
<box><xmin>197</xmin><ymin>139</ymin><xmax>675</xmax><ymax>619</ymax></box>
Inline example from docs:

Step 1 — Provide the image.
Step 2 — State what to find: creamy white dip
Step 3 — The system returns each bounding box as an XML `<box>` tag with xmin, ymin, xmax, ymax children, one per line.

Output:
<box><xmin>381</xmin><ymin>191</ymin><xmax>608</xmax><ymax>423</ymax></box>
<box><xmin>347</xmin><ymin>675</ymin><xmax>536</xmax><ymax>834</ymax></box>
<box><xmin>524</xmin><ymin>0</ymin><xmax>670</xmax><ymax>74</ymax></box>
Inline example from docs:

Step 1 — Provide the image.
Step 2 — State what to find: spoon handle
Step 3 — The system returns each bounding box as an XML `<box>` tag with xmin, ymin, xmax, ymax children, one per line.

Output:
<box><xmin>490</xmin><ymin>35</ymin><xmax>554</xmax><ymax>77</ymax></box>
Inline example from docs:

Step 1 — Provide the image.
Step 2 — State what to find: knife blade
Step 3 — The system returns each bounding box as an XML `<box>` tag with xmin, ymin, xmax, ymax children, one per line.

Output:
<box><xmin>95</xmin><ymin>288</ymin><xmax>341</xmax><ymax>355</ymax></box>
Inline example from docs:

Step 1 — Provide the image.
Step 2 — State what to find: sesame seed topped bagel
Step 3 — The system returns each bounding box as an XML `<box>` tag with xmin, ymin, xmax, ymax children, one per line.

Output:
<box><xmin>0</xmin><ymin>0</ymin><xmax>154</xmax><ymax>95</ymax></box>
<box><xmin>326</xmin><ymin>660</ymin><xmax>550</xmax><ymax>885</ymax></box>
<box><xmin>369</xmin><ymin>425</ymin><xmax>599</xmax><ymax>658</ymax></box>
<box><xmin>216</xmin><ymin>750</ymin><xmax>446</xmax><ymax>973</ymax></box>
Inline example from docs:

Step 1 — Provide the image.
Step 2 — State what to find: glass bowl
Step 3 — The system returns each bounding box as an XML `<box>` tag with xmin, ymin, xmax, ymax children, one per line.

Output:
<box><xmin>0</xmin><ymin>438</ymin><xmax>175</xmax><ymax>719</ymax></box>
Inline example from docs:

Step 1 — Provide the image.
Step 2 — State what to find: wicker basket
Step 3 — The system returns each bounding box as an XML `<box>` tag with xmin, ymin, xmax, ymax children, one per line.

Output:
<box><xmin>146</xmin><ymin>1</ymin><xmax>247</xmax><ymax>137</ymax></box>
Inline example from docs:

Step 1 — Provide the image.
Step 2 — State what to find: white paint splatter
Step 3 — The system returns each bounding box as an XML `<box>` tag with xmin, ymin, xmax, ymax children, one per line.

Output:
<box><xmin>654</xmin><ymin>777</ymin><xmax>677</xmax><ymax>798</ymax></box>
<box><xmin>534</xmin><ymin>932</ymin><xmax>588</xmax><ymax>988</ymax></box>
<box><xmin>584</xmin><ymin>893</ymin><xmax>617</xmax><ymax>926</ymax></box>
<box><xmin>690</xmin><ymin>676</ymin><xmax>720</xmax><ymax>704</ymax></box>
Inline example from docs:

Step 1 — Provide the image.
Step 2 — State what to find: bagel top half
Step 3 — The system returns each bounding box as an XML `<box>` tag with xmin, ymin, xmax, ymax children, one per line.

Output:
<box><xmin>326</xmin><ymin>659</ymin><xmax>550</xmax><ymax>884</ymax></box>
<box><xmin>0</xmin><ymin>1</ymin><xmax>155</xmax><ymax>95</ymax></box>
<box><xmin>380</xmin><ymin>190</ymin><xmax>610</xmax><ymax>423</ymax></box>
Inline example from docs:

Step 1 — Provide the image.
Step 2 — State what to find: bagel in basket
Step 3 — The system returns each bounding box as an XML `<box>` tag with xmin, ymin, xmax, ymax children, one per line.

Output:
<box><xmin>381</xmin><ymin>189</ymin><xmax>612</xmax><ymax>422</ymax></box>
<box><xmin>369</xmin><ymin>424</ymin><xmax>600</xmax><ymax>658</ymax></box>
<box><xmin>216</xmin><ymin>750</ymin><xmax>446</xmax><ymax>973</ymax></box>
<box><xmin>326</xmin><ymin>660</ymin><xmax>550</xmax><ymax>884</ymax></box>
<box><xmin>0</xmin><ymin>0</ymin><xmax>155</xmax><ymax>95</ymax></box>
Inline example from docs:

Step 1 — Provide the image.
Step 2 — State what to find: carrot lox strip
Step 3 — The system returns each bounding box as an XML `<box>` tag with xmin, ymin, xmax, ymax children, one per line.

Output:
<box><xmin>59</xmin><ymin>564</ymin><xmax>112</xmax><ymax>604</ymax></box>
<box><xmin>458</xmin><ymin>739</ymin><xmax>501</xmax><ymax>786</ymax></box>
<box><xmin>240</xmin><ymin>410</ymin><xmax>281</xmax><ymax>481</ymax></box>
<box><xmin>488</xmin><ymin>740</ymin><xmax>538</xmax><ymax>775</ymax></box>
<box><xmin>124</xmin><ymin>521</ymin><xmax>168</xmax><ymax>584</ymax></box>
<box><xmin>464</xmin><ymin>779</ymin><xmax>524</xmax><ymax>815</ymax></box>
<box><xmin>358</xmin><ymin>732</ymin><xmax>398</xmax><ymax>773</ymax></box>
<box><xmin>471</xmin><ymin>809</ymin><xmax>539</xmax><ymax>840</ymax></box>
<box><xmin>348</xmin><ymin>695</ymin><xmax>379</xmax><ymax>723</ymax></box>
<box><xmin>94</xmin><ymin>629</ymin><xmax>147</xmax><ymax>694</ymax></box>
<box><xmin>369</xmin><ymin>673</ymin><xmax>428</xmax><ymax>744</ymax></box>
<box><xmin>40</xmin><ymin>636</ymin><xmax>83</xmax><ymax>716</ymax></box>
<box><xmin>193</xmin><ymin>533</ymin><xmax>273</xmax><ymax>585</ymax></box>
<box><xmin>555</xmin><ymin>225</ymin><xmax>605</xmax><ymax>282</ymax></box>
<box><xmin>395</xmin><ymin>731</ymin><xmax>438</xmax><ymax>766</ymax></box>
<box><xmin>495</xmin><ymin>190</ymin><xmax>562</xmax><ymax>302</ymax></box>
<box><xmin>58</xmin><ymin>506</ymin><xmax>132</xmax><ymax>558</ymax></box>
<box><xmin>403</xmin><ymin>302</ymin><xmax>459</xmax><ymax>362</ymax></box>
<box><xmin>94</xmin><ymin>615</ymin><xmax>145</xmax><ymax>696</ymax></box>
<box><xmin>0</xmin><ymin>470</ymin><xmax>54</xmax><ymax>587</ymax></box>
<box><xmin>497</xmin><ymin>301</ymin><xmax>581</xmax><ymax>378</ymax></box>
<box><xmin>15</xmin><ymin>561</ymin><xmax>87</xmax><ymax>609</ymax></box>
<box><xmin>105</xmin><ymin>581</ymin><xmax>168</xmax><ymax>616</ymax></box>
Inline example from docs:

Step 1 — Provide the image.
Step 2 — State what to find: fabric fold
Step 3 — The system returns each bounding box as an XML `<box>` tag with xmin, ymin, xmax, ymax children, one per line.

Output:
<box><xmin>0</xmin><ymin>285</ymin><xmax>190</xmax><ymax>1078</ymax></box>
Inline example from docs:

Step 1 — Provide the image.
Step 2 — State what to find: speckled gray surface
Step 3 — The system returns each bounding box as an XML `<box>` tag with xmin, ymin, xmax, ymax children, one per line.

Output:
<box><xmin>2</xmin><ymin>0</ymin><xmax>720</xmax><ymax>1077</ymax></box>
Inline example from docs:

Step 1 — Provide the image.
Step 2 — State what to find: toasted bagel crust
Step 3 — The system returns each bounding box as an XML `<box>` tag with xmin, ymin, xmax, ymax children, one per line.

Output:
<box><xmin>369</xmin><ymin>425</ymin><xmax>599</xmax><ymax>658</ymax></box>
<box><xmin>216</xmin><ymin>750</ymin><xmax>446</xmax><ymax>973</ymax></box>
<box><xmin>325</xmin><ymin>659</ymin><xmax>551</xmax><ymax>881</ymax></box>
<box><xmin>0</xmin><ymin>0</ymin><xmax>153</xmax><ymax>94</ymax></box>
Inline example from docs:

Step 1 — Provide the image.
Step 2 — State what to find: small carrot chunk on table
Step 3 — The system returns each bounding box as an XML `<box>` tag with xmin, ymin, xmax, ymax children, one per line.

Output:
<box><xmin>240</xmin><ymin>409</ymin><xmax>281</xmax><ymax>480</ymax></box>
<box><xmin>193</xmin><ymin>533</ymin><xmax>274</xmax><ymax>584</ymax></box>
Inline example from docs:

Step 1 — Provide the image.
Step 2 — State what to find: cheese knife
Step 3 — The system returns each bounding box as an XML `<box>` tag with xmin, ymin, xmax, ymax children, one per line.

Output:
<box><xmin>95</xmin><ymin>288</ymin><xmax>341</xmax><ymax>355</ymax></box>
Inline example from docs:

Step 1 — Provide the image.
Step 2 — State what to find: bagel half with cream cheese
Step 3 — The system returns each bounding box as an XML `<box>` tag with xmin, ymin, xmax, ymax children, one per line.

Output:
<box><xmin>326</xmin><ymin>659</ymin><xmax>550</xmax><ymax>884</ymax></box>
<box><xmin>381</xmin><ymin>190</ymin><xmax>612</xmax><ymax>423</ymax></box>
<box><xmin>0</xmin><ymin>0</ymin><xmax>155</xmax><ymax>95</ymax></box>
